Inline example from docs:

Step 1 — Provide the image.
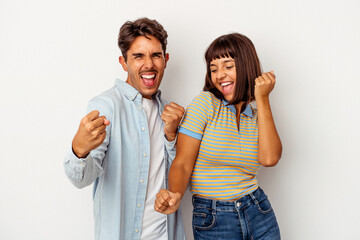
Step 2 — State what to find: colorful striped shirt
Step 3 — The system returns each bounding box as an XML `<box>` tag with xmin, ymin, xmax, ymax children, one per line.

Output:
<box><xmin>178</xmin><ymin>91</ymin><xmax>260</xmax><ymax>200</ymax></box>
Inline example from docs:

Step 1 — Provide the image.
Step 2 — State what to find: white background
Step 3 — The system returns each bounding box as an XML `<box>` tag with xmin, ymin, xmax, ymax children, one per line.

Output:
<box><xmin>1</xmin><ymin>0</ymin><xmax>359</xmax><ymax>239</ymax></box>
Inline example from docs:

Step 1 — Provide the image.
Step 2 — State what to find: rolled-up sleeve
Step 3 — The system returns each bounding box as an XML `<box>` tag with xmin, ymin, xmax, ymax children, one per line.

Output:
<box><xmin>164</xmin><ymin>134</ymin><xmax>177</xmax><ymax>164</ymax></box>
<box><xmin>64</xmin><ymin>97</ymin><xmax>112</xmax><ymax>189</ymax></box>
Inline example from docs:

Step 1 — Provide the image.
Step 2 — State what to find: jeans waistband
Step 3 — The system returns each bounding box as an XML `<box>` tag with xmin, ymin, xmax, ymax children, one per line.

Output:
<box><xmin>192</xmin><ymin>187</ymin><xmax>265</xmax><ymax>210</ymax></box>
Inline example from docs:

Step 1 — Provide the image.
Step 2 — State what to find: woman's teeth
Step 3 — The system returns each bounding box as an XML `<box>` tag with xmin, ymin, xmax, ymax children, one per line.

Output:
<box><xmin>221</xmin><ymin>82</ymin><xmax>232</xmax><ymax>86</ymax></box>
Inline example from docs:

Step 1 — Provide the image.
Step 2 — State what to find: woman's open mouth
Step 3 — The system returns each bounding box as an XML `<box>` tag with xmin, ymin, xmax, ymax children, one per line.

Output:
<box><xmin>221</xmin><ymin>82</ymin><xmax>234</xmax><ymax>94</ymax></box>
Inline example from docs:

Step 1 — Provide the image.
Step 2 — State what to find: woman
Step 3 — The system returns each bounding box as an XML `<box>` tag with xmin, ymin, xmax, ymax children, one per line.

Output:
<box><xmin>155</xmin><ymin>33</ymin><xmax>282</xmax><ymax>239</ymax></box>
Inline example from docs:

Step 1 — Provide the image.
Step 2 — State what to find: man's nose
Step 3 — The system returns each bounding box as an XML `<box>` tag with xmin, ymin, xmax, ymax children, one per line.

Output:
<box><xmin>143</xmin><ymin>56</ymin><xmax>155</xmax><ymax>69</ymax></box>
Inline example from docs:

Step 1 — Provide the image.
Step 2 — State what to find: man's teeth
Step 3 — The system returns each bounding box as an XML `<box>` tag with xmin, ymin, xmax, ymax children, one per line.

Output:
<box><xmin>142</xmin><ymin>74</ymin><xmax>155</xmax><ymax>79</ymax></box>
<box><xmin>221</xmin><ymin>82</ymin><xmax>232</xmax><ymax>86</ymax></box>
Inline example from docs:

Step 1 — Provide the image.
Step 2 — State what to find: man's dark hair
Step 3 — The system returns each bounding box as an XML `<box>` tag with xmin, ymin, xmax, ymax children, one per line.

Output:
<box><xmin>203</xmin><ymin>33</ymin><xmax>262</xmax><ymax>109</ymax></box>
<box><xmin>118</xmin><ymin>17</ymin><xmax>168</xmax><ymax>61</ymax></box>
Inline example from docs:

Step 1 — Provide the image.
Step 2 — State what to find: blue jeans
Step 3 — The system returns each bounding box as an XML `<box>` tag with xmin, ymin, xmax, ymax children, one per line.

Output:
<box><xmin>192</xmin><ymin>187</ymin><xmax>280</xmax><ymax>240</ymax></box>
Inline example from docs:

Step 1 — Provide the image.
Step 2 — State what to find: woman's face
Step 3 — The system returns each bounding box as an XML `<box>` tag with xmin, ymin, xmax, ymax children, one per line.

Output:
<box><xmin>210</xmin><ymin>57</ymin><xmax>237</xmax><ymax>102</ymax></box>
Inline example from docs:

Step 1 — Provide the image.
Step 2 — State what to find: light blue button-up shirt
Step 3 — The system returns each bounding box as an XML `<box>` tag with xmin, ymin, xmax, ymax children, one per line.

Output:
<box><xmin>64</xmin><ymin>79</ymin><xmax>185</xmax><ymax>240</ymax></box>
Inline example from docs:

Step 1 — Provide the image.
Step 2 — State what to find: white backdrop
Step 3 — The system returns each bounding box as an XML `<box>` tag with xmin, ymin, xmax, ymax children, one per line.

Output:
<box><xmin>1</xmin><ymin>0</ymin><xmax>359</xmax><ymax>239</ymax></box>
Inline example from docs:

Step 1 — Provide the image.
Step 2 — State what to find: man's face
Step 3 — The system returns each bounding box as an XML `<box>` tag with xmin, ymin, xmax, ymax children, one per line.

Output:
<box><xmin>119</xmin><ymin>35</ymin><xmax>169</xmax><ymax>99</ymax></box>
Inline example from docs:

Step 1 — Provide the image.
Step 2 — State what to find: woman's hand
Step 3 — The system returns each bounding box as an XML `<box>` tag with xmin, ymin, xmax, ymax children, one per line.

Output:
<box><xmin>254</xmin><ymin>71</ymin><xmax>276</xmax><ymax>99</ymax></box>
<box><xmin>154</xmin><ymin>134</ymin><xmax>200</xmax><ymax>214</ymax></box>
<box><xmin>254</xmin><ymin>71</ymin><xmax>282</xmax><ymax>167</ymax></box>
<box><xmin>154</xmin><ymin>189</ymin><xmax>181</xmax><ymax>215</ymax></box>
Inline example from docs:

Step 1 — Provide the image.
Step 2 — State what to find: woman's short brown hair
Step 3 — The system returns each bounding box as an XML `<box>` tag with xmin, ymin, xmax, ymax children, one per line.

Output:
<box><xmin>203</xmin><ymin>33</ymin><xmax>262</xmax><ymax>107</ymax></box>
<box><xmin>118</xmin><ymin>17</ymin><xmax>168</xmax><ymax>61</ymax></box>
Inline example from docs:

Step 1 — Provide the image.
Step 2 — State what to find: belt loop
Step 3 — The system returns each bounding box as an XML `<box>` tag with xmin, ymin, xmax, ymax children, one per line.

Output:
<box><xmin>212</xmin><ymin>199</ymin><xmax>217</xmax><ymax>214</ymax></box>
<box><xmin>249</xmin><ymin>191</ymin><xmax>259</xmax><ymax>205</ymax></box>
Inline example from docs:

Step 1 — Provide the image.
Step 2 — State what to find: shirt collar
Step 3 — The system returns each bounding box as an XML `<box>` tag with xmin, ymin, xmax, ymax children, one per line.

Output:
<box><xmin>115</xmin><ymin>79</ymin><xmax>161</xmax><ymax>102</ymax></box>
<box><xmin>222</xmin><ymin>99</ymin><xmax>254</xmax><ymax>118</ymax></box>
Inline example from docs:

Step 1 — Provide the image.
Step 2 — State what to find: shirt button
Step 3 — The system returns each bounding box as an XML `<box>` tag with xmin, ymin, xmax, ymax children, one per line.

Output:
<box><xmin>143</xmin><ymin>153</ymin><xmax>147</xmax><ymax>157</ymax></box>
<box><xmin>139</xmin><ymin>106</ymin><xmax>143</xmax><ymax>110</ymax></box>
<box><xmin>135</xmin><ymin>229</ymin><xmax>139</xmax><ymax>233</ymax></box>
<box><xmin>137</xmin><ymin>204</ymin><xmax>141</xmax><ymax>207</ymax></box>
<box><xmin>142</xmin><ymin>127</ymin><xmax>145</xmax><ymax>131</ymax></box>
<box><xmin>140</xmin><ymin>179</ymin><xmax>144</xmax><ymax>183</ymax></box>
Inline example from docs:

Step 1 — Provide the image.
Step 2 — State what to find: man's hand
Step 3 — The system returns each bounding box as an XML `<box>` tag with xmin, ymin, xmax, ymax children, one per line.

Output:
<box><xmin>154</xmin><ymin>189</ymin><xmax>181</xmax><ymax>215</ymax></box>
<box><xmin>161</xmin><ymin>102</ymin><xmax>185</xmax><ymax>141</ymax></box>
<box><xmin>254</xmin><ymin>71</ymin><xmax>276</xmax><ymax>100</ymax></box>
<box><xmin>72</xmin><ymin>110</ymin><xmax>110</xmax><ymax>158</ymax></box>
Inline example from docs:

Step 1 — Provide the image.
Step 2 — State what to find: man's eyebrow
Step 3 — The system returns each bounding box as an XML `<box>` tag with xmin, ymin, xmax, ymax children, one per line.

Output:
<box><xmin>152</xmin><ymin>52</ymin><xmax>163</xmax><ymax>56</ymax></box>
<box><xmin>132</xmin><ymin>53</ymin><xmax>144</xmax><ymax>57</ymax></box>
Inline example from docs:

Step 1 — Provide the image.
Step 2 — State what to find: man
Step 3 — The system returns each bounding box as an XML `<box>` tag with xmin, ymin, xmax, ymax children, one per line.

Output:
<box><xmin>64</xmin><ymin>18</ymin><xmax>185</xmax><ymax>240</ymax></box>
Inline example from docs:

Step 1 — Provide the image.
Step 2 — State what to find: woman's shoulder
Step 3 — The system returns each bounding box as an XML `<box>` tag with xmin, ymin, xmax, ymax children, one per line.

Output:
<box><xmin>192</xmin><ymin>91</ymin><xmax>221</xmax><ymax>106</ymax></box>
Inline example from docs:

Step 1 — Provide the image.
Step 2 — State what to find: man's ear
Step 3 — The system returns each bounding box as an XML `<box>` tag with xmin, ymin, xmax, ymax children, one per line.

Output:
<box><xmin>164</xmin><ymin>53</ymin><xmax>169</xmax><ymax>68</ymax></box>
<box><xmin>119</xmin><ymin>56</ymin><xmax>128</xmax><ymax>71</ymax></box>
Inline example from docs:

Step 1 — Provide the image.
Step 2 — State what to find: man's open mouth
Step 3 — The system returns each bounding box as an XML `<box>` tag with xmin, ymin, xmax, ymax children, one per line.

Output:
<box><xmin>141</xmin><ymin>73</ymin><xmax>157</xmax><ymax>87</ymax></box>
